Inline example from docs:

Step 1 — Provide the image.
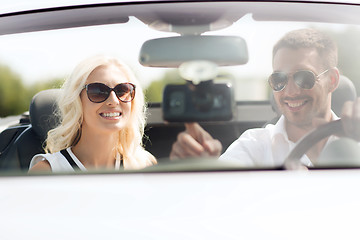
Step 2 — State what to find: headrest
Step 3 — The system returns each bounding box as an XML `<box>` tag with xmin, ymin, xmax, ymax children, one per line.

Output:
<box><xmin>29</xmin><ymin>89</ymin><xmax>61</xmax><ymax>141</ymax></box>
<box><xmin>270</xmin><ymin>75</ymin><xmax>357</xmax><ymax>116</ymax></box>
<box><xmin>331</xmin><ymin>75</ymin><xmax>357</xmax><ymax>116</ymax></box>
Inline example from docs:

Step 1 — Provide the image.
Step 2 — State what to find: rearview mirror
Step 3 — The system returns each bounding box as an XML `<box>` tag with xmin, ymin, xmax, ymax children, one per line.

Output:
<box><xmin>139</xmin><ymin>35</ymin><xmax>248</xmax><ymax>67</ymax></box>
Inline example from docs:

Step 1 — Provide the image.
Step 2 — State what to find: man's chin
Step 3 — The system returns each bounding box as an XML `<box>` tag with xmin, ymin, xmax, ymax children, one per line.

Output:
<box><xmin>284</xmin><ymin>114</ymin><xmax>313</xmax><ymax>128</ymax></box>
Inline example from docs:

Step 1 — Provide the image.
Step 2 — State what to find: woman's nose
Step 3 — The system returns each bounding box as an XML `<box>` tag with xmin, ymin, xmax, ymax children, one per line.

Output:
<box><xmin>106</xmin><ymin>91</ymin><xmax>120</xmax><ymax>105</ymax></box>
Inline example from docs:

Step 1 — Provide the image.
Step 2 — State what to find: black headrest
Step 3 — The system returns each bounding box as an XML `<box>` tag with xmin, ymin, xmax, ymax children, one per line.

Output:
<box><xmin>270</xmin><ymin>75</ymin><xmax>357</xmax><ymax>116</ymax></box>
<box><xmin>331</xmin><ymin>75</ymin><xmax>357</xmax><ymax>116</ymax></box>
<box><xmin>29</xmin><ymin>89</ymin><xmax>60</xmax><ymax>141</ymax></box>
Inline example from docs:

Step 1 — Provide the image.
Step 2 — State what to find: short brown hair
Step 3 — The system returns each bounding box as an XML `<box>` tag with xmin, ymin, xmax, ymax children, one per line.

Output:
<box><xmin>272</xmin><ymin>28</ymin><xmax>338</xmax><ymax>68</ymax></box>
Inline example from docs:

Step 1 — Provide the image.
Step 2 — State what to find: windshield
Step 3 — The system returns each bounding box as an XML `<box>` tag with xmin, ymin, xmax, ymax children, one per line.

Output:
<box><xmin>1</xmin><ymin>1</ymin><xmax>360</xmax><ymax>173</ymax></box>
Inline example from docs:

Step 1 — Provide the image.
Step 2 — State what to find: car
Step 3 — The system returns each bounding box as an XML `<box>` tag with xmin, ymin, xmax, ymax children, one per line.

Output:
<box><xmin>1</xmin><ymin>0</ymin><xmax>360</xmax><ymax>239</ymax></box>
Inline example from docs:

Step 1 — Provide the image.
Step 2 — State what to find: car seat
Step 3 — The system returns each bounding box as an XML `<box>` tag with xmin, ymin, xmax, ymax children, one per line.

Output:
<box><xmin>331</xmin><ymin>75</ymin><xmax>357</xmax><ymax>116</ymax></box>
<box><xmin>0</xmin><ymin>89</ymin><xmax>60</xmax><ymax>171</ymax></box>
<box><xmin>267</xmin><ymin>75</ymin><xmax>357</xmax><ymax>125</ymax></box>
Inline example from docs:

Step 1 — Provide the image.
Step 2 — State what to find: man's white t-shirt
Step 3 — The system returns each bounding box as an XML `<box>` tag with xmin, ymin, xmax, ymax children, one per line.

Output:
<box><xmin>219</xmin><ymin>114</ymin><xmax>339</xmax><ymax>167</ymax></box>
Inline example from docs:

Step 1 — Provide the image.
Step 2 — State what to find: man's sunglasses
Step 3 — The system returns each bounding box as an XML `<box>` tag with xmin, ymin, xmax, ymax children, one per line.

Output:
<box><xmin>83</xmin><ymin>82</ymin><xmax>136</xmax><ymax>103</ymax></box>
<box><xmin>268</xmin><ymin>69</ymin><xmax>330</xmax><ymax>92</ymax></box>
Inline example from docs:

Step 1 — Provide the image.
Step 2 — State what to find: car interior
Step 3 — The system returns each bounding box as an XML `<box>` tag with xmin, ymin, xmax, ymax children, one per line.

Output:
<box><xmin>0</xmin><ymin>1</ymin><xmax>360</xmax><ymax>172</ymax></box>
<box><xmin>2</xmin><ymin>2</ymin><xmax>360</xmax><ymax>240</ymax></box>
<box><xmin>0</xmin><ymin>74</ymin><xmax>356</xmax><ymax>171</ymax></box>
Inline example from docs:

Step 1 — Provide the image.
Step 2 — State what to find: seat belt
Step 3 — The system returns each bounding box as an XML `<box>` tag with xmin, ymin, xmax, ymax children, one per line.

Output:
<box><xmin>60</xmin><ymin>149</ymin><xmax>80</xmax><ymax>170</ymax></box>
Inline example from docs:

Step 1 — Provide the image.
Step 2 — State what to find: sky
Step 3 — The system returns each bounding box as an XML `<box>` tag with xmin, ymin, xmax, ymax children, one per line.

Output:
<box><xmin>0</xmin><ymin>16</ymin><xmax>173</xmax><ymax>86</ymax></box>
<box><xmin>1</xmin><ymin>0</ymin><xmax>354</xmax><ymax>100</ymax></box>
<box><xmin>0</xmin><ymin>11</ymin><xmax>299</xmax><ymax>86</ymax></box>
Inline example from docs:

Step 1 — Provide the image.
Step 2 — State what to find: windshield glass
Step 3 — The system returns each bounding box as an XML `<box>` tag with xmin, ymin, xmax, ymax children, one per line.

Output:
<box><xmin>1</xmin><ymin>1</ymin><xmax>360</xmax><ymax>174</ymax></box>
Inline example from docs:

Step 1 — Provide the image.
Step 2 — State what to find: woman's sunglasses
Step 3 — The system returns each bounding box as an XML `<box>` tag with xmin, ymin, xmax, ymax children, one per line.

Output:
<box><xmin>268</xmin><ymin>69</ymin><xmax>330</xmax><ymax>92</ymax></box>
<box><xmin>83</xmin><ymin>82</ymin><xmax>136</xmax><ymax>103</ymax></box>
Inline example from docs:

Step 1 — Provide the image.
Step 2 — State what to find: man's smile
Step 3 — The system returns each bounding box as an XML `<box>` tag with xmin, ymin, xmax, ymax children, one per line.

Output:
<box><xmin>282</xmin><ymin>98</ymin><xmax>310</xmax><ymax>111</ymax></box>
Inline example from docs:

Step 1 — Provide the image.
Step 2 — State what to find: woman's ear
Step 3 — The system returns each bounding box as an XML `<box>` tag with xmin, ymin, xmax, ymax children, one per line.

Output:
<box><xmin>328</xmin><ymin>67</ymin><xmax>340</xmax><ymax>93</ymax></box>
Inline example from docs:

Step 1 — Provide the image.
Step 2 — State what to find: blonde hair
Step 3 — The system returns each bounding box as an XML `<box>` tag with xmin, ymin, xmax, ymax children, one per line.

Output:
<box><xmin>45</xmin><ymin>55</ymin><xmax>156</xmax><ymax>169</ymax></box>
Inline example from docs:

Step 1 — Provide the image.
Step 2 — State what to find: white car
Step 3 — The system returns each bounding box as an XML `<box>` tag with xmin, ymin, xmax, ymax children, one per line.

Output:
<box><xmin>0</xmin><ymin>0</ymin><xmax>360</xmax><ymax>239</ymax></box>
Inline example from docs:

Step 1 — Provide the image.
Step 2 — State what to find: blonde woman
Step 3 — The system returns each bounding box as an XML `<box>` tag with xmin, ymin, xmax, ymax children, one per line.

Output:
<box><xmin>29</xmin><ymin>55</ymin><xmax>156</xmax><ymax>172</ymax></box>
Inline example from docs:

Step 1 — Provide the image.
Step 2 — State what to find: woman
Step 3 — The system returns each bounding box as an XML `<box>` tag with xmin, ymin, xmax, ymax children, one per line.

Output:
<box><xmin>29</xmin><ymin>55</ymin><xmax>156</xmax><ymax>172</ymax></box>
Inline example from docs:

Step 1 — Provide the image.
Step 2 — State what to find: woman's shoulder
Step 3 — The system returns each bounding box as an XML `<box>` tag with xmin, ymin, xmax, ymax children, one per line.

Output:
<box><xmin>129</xmin><ymin>147</ymin><xmax>156</xmax><ymax>168</ymax></box>
<box><xmin>29</xmin><ymin>150</ymin><xmax>75</xmax><ymax>172</ymax></box>
<box><xmin>139</xmin><ymin>147</ymin><xmax>157</xmax><ymax>165</ymax></box>
<box><xmin>29</xmin><ymin>152</ymin><xmax>57</xmax><ymax>169</ymax></box>
<box><xmin>28</xmin><ymin>158</ymin><xmax>51</xmax><ymax>172</ymax></box>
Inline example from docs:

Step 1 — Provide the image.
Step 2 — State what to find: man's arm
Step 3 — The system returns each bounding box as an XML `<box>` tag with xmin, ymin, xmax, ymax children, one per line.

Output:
<box><xmin>170</xmin><ymin>123</ymin><xmax>222</xmax><ymax>160</ymax></box>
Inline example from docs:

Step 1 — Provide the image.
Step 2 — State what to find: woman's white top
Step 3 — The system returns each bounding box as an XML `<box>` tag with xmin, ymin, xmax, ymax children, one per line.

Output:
<box><xmin>29</xmin><ymin>147</ymin><xmax>87</xmax><ymax>172</ymax></box>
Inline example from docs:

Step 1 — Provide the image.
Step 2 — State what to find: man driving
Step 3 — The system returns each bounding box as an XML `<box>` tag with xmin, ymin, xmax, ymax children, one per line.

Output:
<box><xmin>170</xmin><ymin>28</ymin><xmax>360</xmax><ymax>167</ymax></box>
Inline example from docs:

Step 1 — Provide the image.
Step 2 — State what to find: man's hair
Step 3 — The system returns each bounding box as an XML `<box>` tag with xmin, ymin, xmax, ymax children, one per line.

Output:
<box><xmin>272</xmin><ymin>28</ymin><xmax>338</xmax><ymax>68</ymax></box>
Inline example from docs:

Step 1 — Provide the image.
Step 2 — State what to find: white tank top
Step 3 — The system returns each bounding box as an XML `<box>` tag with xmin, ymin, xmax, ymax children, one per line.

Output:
<box><xmin>29</xmin><ymin>147</ymin><xmax>87</xmax><ymax>172</ymax></box>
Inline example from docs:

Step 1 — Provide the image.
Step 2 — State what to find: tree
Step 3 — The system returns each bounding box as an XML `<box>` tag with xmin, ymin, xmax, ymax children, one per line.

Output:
<box><xmin>0</xmin><ymin>65</ymin><xmax>28</xmax><ymax>117</ymax></box>
<box><xmin>0</xmin><ymin>62</ymin><xmax>65</xmax><ymax>117</ymax></box>
<box><xmin>26</xmin><ymin>78</ymin><xmax>64</xmax><ymax>103</ymax></box>
<box><xmin>145</xmin><ymin>69</ymin><xmax>185</xmax><ymax>102</ymax></box>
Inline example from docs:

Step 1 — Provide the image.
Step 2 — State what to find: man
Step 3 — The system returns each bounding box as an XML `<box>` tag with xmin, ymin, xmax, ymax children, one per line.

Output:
<box><xmin>170</xmin><ymin>28</ymin><xmax>360</xmax><ymax>167</ymax></box>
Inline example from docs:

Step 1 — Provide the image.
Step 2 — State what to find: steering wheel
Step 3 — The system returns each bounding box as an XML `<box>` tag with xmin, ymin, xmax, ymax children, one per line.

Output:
<box><xmin>284</xmin><ymin>119</ymin><xmax>344</xmax><ymax>170</ymax></box>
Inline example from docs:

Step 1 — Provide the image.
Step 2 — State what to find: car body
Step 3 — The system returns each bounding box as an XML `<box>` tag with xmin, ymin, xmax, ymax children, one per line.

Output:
<box><xmin>1</xmin><ymin>0</ymin><xmax>360</xmax><ymax>239</ymax></box>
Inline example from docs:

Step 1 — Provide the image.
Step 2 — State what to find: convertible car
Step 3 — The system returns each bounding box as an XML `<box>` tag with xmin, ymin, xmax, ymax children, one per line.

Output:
<box><xmin>0</xmin><ymin>0</ymin><xmax>360</xmax><ymax>239</ymax></box>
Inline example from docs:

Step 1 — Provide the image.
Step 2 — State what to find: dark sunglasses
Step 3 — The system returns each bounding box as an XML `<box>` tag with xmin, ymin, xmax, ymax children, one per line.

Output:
<box><xmin>268</xmin><ymin>69</ymin><xmax>330</xmax><ymax>92</ymax></box>
<box><xmin>83</xmin><ymin>82</ymin><xmax>136</xmax><ymax>103</ymax></box>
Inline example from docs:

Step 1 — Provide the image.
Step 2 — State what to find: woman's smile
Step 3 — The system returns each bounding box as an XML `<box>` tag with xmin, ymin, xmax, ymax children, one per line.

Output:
<box><xmin>100</xmin><ymin>111</ymin><xmax>122</xmax><ymax>119</ymax></box>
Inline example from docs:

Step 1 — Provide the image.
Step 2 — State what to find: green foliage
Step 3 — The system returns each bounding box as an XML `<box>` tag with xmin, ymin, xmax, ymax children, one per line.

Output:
<box><xmin>0</xmin><ymin>65</ymin><xmax>28</xmax><ymax>117</ymax></box>
<box><xmin>26</xmin><ymin>78</ymin><xmax>64</xmax><ymax>102</ymax></box>
<box><xmin>145</xmin><ymin>69</ymin><xmax>185</xmax><ymax>102</ymax></box>
<box><xmin>0</xmin><ymin>63</ymin><xmax>64</xmax><ymax>117</ymax></box>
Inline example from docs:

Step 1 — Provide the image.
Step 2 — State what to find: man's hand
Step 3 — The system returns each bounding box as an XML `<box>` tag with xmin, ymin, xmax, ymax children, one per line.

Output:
<box><xmin>341</xmin><ymin>97</ymin><xmax>360</xmax><ymax>141</ymax></box>
<box><xmin>170</xmin><ymin>123</ymin><xmax>222</xmax><ymax>160</ymax></box>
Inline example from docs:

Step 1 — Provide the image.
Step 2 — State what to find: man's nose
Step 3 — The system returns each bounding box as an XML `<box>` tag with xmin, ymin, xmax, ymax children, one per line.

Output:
<box><xmin>283</xmin><ymin>77</ymin><xmax>301</xmax><ymax>95</ymax></box>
